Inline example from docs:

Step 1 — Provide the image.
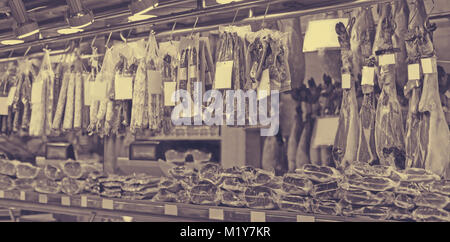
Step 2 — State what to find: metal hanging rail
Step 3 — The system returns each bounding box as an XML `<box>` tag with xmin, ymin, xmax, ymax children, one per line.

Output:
<box><xmin>0</xmin><ymin>0</ymin><xmax>399</xmax><ymax>57</ymax></box>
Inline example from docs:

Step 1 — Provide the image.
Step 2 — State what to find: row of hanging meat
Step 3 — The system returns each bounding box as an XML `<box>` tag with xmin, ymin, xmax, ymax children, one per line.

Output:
<box><xmin>329</xmin><ymin>0</ymin><xmax>449</xmax><ymax>179</ymax></box>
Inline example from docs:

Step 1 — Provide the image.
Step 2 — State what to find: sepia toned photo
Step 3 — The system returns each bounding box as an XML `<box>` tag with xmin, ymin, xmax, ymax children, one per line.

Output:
<box><xmin>0</xmin><ymin>0</ymin><xmax>448</xmax><ymax>232</ymax></box>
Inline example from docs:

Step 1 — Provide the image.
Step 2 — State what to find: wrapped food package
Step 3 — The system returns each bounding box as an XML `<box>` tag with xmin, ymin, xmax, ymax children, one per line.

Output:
<box><xmin>244</xmin><ymin>185</ymin><xmax>277</xmax><ymax>210</ymax></box>
<box><xmin>219</xmin><ymin>189</ymin><xmax>246</xmax><ymax>207</ymax></box>
<box><xmin>34</xmin><ymin>178</ymin><xmax>61</xmax><ymax>194</ymax></box>
<box><xmin>0</xmin><ymin>174</ymin><xmax>15</xmax><ymax>191</ymax></box>
<box><xmin>14</xmin><ymin>178</ymin><xmax>35</xmax><ymax>191</ymax></box>
<box><xmin>190</xmin><ymin>180</ymin><xmax>219</xmax><ymax>206</ymax></box>
<box><xmin>16</xmin><ymin>162</ymin><xmax>40</xmax><ymax>179</ymax></box>
<box><xmin>279</xmin><ymin>194</ymin><xmax>311</xmax><ymax>213</ymax></box>
<box><xmin>0</xmin><ymin>159</ymin><xmax>18</xmax><ymax>176</ymax></box>
<box><xmin>61</xmin><ymin>177</ymin><xmax>85</xmax><ymax>195</ymax></box>
<box><xmin>281</xmin><ymin>173</ymin><xmax>313</xmax><ymax>196</ymax></box>
<box><xmin>44</xmin><ymin>164</ymin><xmax>64</xmax><ymax>181</ymax></box>
<box><xmin>296</xmin><ymin>164</ymin><xmax>341</xmax><ymax>183</ymax></box>
<box><xmin>412</xmin><ymin>207</ymin><xmax>450</xmax><ymax>222</ymax></box>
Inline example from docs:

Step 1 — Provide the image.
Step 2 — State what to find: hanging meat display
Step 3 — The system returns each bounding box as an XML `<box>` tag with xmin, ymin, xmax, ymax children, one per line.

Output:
<box><xmin>351</xmin><ymin>7</ymin><xmax>378</xmax><ymax>165</ymax></box>
<box><xmin>414</xmin><ymin>2</ymin><xmax>450</xmax><ymax>178</ymax></box>
<box><xmin>373</xmin><ymin>3</ymin><xmax>406</xmax><ymax>170</ymax></box>
<box><xmin>404</xmin><ymin>0</ymin><xmax>429</xmax><ymax>169</ymax></box>
<box><xmin>393</xmin><ymin>0</ymin><xmax>410</xmax><ymax>95</ymax></box>
<box><xmin>332</xmin><ymin>20</ymin><xmax>360</xmax><ymax>169</ymax></box>
<box><xmin>146</xmin><ymin>32</ymin><xmax>163</xmax><ymax>132</ymax></box>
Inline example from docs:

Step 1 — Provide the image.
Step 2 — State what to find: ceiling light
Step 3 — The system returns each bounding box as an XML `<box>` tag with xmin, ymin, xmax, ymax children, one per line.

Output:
<box><xmin>57</xmin><ymin>27</ymin><xmax>84</xmax><ymax>35</ymax></box>
<box><xmin>65</xmin><ymin>0</ymin><xmax>94</xmax><ymax>29</ymax></box>
<box><xmin>216</xmin><ymin>0</ymin><xmax>243</xmax><ymax>4</ymax></box>
<box><xmin>129</xmin><ymin>0</ymin><xmax>159</xmax><ymax>16</ymax></box>
<box><xmin>8</xmin><ymin>0</ymin><xmax>40</xmax><ymax>39</ymax></box>
<box><xmin>1</xmin><ymin>39</ymin><xmax>24</xmax><ymax>45</ymax></box>
<box><xmin>128</xmin><ymin>14</ymin><xmax>157</xmax><ymax>22</ymax></box>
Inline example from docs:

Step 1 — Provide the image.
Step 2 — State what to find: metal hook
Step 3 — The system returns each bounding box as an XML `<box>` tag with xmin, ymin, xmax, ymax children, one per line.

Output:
<box><xmin>120</xmin><ymin>31</ymin><xmax>128</xmax><ymax>43</ymax></box>
<box><xmin>230</xmin><ymin>8</ymin><xmax>240</xmax><ymax>27</ymax></box>
<box><xmin>261</xmin><ymin>1</ymin><xmax>271</xmax><ymax>29</ymax></box>
<box><xmin>170</xmin><ymin>21</ymin><xmax>177</xmax><ymax>41</ymax></box>
<box><xmin>105</xmin><ymin>32</ymin><xmax>113</xmax><ymax>48</ymax></box>
<box><xmin>23</xmin><ymin>46</ymin><xmax>31</xmax><ymax>57</ymax></box>
<box><xmin>91</xmin><ymin>35</ymin><xmax>97</xmax><ymax>48</ymax></box>
<box><xmin>190</xmin><ymin>17</ymin><xmax>199</xmax><ymax>38</ymax></box>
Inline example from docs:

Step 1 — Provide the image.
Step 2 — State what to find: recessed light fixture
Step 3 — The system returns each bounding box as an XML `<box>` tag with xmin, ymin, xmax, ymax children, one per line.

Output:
<box><xmin>128</xmin><ymin>14</ymin><xmax>157</xmax><ymax>22</ymax></box>
<box><xmin>8</xmin><ymin>0</ymin><xmax>40</xmax><ymax>39</ymax></box>
<box><xmin>1</xmin><ymin>39</ymin><xmax>25</xmax><ymax>45</ymax></box>
<box><xmin>129</xmin><ymin>0</ymin><xmax>159</xmax><ymax>16</ymax></box>
<box><xmin>57</xmin><ymin>27</ymin><xmax>84</xmax><ymax>35</ymax></box>
<box><xmin>65</xmin><ymin>0</ymin><xmax>94</xmax><ymax>29</ymax></box>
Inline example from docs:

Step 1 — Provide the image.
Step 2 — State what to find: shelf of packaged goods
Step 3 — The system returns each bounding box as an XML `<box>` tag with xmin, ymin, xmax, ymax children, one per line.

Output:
<box><xmin>0</xmin><ymin>190</ymin><xmax>394</xmax><ymax>222</ymax></box>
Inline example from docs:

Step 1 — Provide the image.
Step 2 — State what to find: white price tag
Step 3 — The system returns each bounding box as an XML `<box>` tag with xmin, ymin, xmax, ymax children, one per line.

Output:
<box><xmin>297</xmin><ymin>215</ymin><xmax>315</xmax><ymax>222</ymax></box>
<box><xmin>164</xmin><ymin>82</ymin><xmax>177</xmax><ymax>106</ymax></box>
<box><xmin>122</xmin><ymin>216</ymin><xmax>134</xmax><ymax>222</ymax></box>
<box><xmin>148</xmin><ymin>70</ymin><xmax>163</xmax><ymax>94</ymax></box>
<box><xmin>61</xmin><ymin>196</ymin><xmax>71</xmax><ymax>206</ymax></box>
<box><xmin>7</xmin><ymin>86</ymin><xmax>16</xmax><ymax>106</ymax></box>
<box><xmin>114</xmin><ymin>74</ymin><xmax>133</xmax><ymax>100</ymax></box>
<box><xmin>0</xmin><ymin>97</ymin><xmax>7</xmax><ymax>115</ymax></box>
<box><xmin>38</xmin><ymin>194</ymin><xmax>48</xmax><ymax>204</ymax></box>
<box><xmin>421</xmin><ymin>58</ymin><xmax>437</xmax><ymax>74</ymax></box>
<box><xmin>31</xmin><ymin>81</ymin><xmax>44</xmax><ymax>104</ymax></box>
<box><xmin>20</xmin><ymin>191</ymin><xmax>26</xmax><ymax>201</ymax></box>
<box><xmin>179</xmin><ymin>67</ymin><xmax>188</xmax><ymax>81</ymax></box>
<box><xmin>189</xmin><ymin>65</ymin><xmax>197</xmax><ymax>79</ymax></box>
<box><xmin>81</xmin><ymin>195</ymin><xmax>88</xmax><ymax>207</ymax></box>
<box><xmin>214</xmin><ymin>60</ymin><xmax>233</xmax><ymax>89</ymax></box>
<box><xmin>408</xmin><ymin>64</ymin><xmax>421</xmax><ymax>80</ymax></box>
<box><xmin>0</xmin><ymin>191</ymin><xmax>4</xmax><ymax>198</ymax></box>
<box><xmin>250</xmin><ymin>211</ymin><xmax>266</xmax><ymax>222</ymax></box>
<box><xmin>91</xmin><ymin>81</ymin><xmax>107</xmax><ymax>100</ymax></box>
<box><xmin>361</xmin><ymin>66</ymin><xmax>375</xmax><ymax>85</ymax></box>
<box><xmin>379</xmin><ymin>54</ymin><xmax>396</xmax><ymax>66</ymax></box>
<box><xmin>209</xmin><ymin>208</ymin><xmax>224</xmax><ymax>221</ymax></box>
<box><xmin>102</xmin><ymin>199</ymin><xmax>114</xmax><ymax>210</ymax></box>
<box><xmin>342</xmin><ymin>73</ymin><xmax>351</xmax><ymax>89</ymax></box>
<box><xmin>164</xmin><ymin>204</ymin><xmax>178</xmax><ymax>216</ymax></box>
<box><xmin>257</xmin><ymin>69</ymin><xmax>271</xmax><ymax>100</ymax></box>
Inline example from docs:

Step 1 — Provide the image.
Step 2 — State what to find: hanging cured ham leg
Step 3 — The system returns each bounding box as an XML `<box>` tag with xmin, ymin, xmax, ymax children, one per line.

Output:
<box><xmin>332</xmin><ymin>20</ymin><xmax>360</xmax><ymax>169</ymax></box>
<box><xmin>415</xmin><ymin>8</ymin><xmax>450</xmax><ymax>178</ymax></box>
<box><xmin>373</xmin><ymin>3</ymin><xmax>406</xmax><ymax>169</ymax></box>
<box><xmin>404</xmin><ymin>0</ymin><xmax>429</xmax><ymax>169</ymax></box>
<box><xmin>351</xmin><ymin>7</ymin><xmax>377</xmax><ymax>164</ymax></box>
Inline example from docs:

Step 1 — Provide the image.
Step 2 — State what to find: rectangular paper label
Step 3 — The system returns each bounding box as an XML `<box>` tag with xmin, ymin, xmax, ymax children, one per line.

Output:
<box><xmin>342</xmin><ymin>73</ymin><xmax>351</xmax><ymax>89</ymax></box>
<box><xmin>297</xmin><ymin>215</ymin><xmax>315</xmax><ymax>222</ymax></box>
<box><xmin>164</xmin><ymin>82</ymin><xmax>177</xmax><ymax>106</ymax></box>
<box><xmin>257</xmin><ymin>69</ymin><xmax>271</xmax><ymax>100</ymax></box>
<box><xmin>102</xmin><ymin>199</ymin><xmax>114</xmax><ymax>210</ymax></box>
<box><xmin>122</xmin><ymin>216</ymin><xmax>133</xmax><ymax>222</ymax></box>
<box><xmin>421</xmin><ymin>58</ymin><xmax>437</xmax><ymax>74</ymax></box>
<box><xmin>81</xmin><ymin>196</ymin><xmax>88</xmax><ymax>207</ymax></box>
<box><xmin>250</xmin><ymin>211</ymin><xmax>266</xmax><ymax>222</ymax></box>
<box><xmin>38</xmin><ymin>194</ymin><xmax>48</xmax><ymax>204</ymax></box>
<box><xmin>20</xmin><ymin>191</ymin><xmax>26</xmax><ymax>201</ymax></box>
<box><xmin>361</xmin><ymin>66</ymin><xmax>375</xmax><ymax>85</ymax></box>
<box><xmin>408</xmin><ymin>64</ymin><xmax>421</xmax><ymax>80</ymax></box>
<box><xmin>61</xmin><ymin>196</ymin><xmax>71</xmax><ymax>206</ymax></box>
<box><xmin>148</xmin><ymin>70</ymin><xmax>163</xmax><ymax>94</ymax></box>
<box><xmin>179</xmin><ymin>68</ymin><xmax>188</xmax><ymax>81</ymax></box>
<box><xmin>214</xmin><ymin>60</ymin><xmax>233</xmax><ymax>89</ymax></box>
<box><xmin>164</xmin><ymin>204</ymin><xmax>178</xmax><ymax>216</ymax></box>
<box><xmin>31</xmin><ymin>81</ymin><xmax>43</xmax><ymax>104</ymax></box>
<box><xmin>209</xmin><ymin>208</ymin><xmax>224</xmax><ymax>220</ymax></box>
<box><xmin>189</xmin><ymin>65</ymin><xmax>197</xmax><ymax>79</ymax></box>
<box><xmin>91</xmin><ymin>81</ymin><xmax>107</xmax><ymax>100</ymax></box>
<box><xmin>114</xmin><ymin>74</ymin><xmax>133</xmax><ymax>100</ymax></box>
<box><xmin>0</xmin><ymin>191</ymin><xmax>4</xmax><ymax>198</ymax></box>
<box><xmin>7</xmin><ymin>86</ymin><xmax>16</xmax><ymax>106</ymax></box>
<box><xmin>379</xmin><ymin>54</ymin><xmax>396</xmax><ymax>66</ymax></box>
<box><xmin>0</xmin><ymin>97</ymin><xmax>7</xmax><ymax>115</ymax></box>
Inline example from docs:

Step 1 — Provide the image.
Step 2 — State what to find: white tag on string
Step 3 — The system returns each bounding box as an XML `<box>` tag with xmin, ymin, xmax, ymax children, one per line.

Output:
<box><xmin>214</xmin><ymin>61</ymin><xmax>233</xmax><ymax>89</ymax></box>
<box><xmin>148</xmin><ymin>70</ymin><xmax>163</xmax><ymax>94</ymax></box>
<box><xmin>379</xmin><ymin>54</ymin><xmax>396</xmax><ymax>66</ymax></box>
<box><xmin>114</xmin><ymin>74</ymin><xmax>133</xmax><ymax>100</ymax></box>
<box><xmin>408</xmin><ymin>64</ymin><xmax>421</xmax><ymax>80</ymax></box>
<box><xmin>0</xmin><ymin>97</ymin><xmax>7</xmax><ymax>115</ymax></box>
<box><xmin>421</xmin><ymin>58</ymin><xmax>437</xmax><ymax>74</ymax></box>
<box><xmin>361</xmin><ymin>66</ymin><xmax>375</xmax><ymax>85</ymax></box>
<box><xmin>31</xmin><ymin>81</ymin><xmax>43</xmax><ymax>104</ymax></box>
<box><xmin>164</xmin><ymin>82</ymin><xmax>177</xmax><ymax>106</ymax></box>
<box><xmin>91</xmin><ymin>81</ymin><xmax>107</xmax><ymax>100</ymax></box>
<box><xmin>342</xmin><ymin>73</ymin><xmax>351</xmax><ymax>89</ymax></box>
